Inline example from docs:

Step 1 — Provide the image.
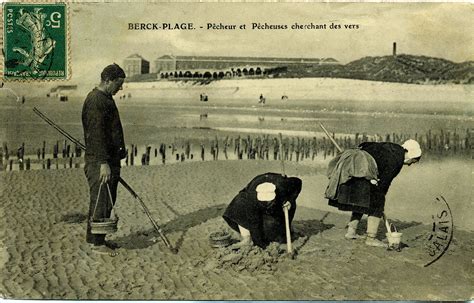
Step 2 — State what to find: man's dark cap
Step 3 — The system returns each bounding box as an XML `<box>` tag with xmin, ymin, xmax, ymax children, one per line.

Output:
<box><xmin>101</xmin><ymin>63</ymin><xmax>126</xmax><ymax>81</ymax></box>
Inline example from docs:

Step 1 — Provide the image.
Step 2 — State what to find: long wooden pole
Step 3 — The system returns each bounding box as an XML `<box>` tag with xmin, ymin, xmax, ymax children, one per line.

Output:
<box><xmin>319</xmin><ymin>123</ymin><xmax>343</xmax><ymax>153</ymax></box>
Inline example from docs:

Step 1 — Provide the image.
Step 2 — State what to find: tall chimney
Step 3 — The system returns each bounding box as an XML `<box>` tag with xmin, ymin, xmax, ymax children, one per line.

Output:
<box><xmin>393</xmin><ymin>42</ymin><xmax>397</xmax><ymax>57</ymax></box>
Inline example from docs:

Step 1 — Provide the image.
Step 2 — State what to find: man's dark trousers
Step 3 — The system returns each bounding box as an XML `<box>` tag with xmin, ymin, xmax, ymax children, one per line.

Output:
<box><xmin>84</xmin><ymin>162</ymin><xmax>120</xmax><ymax>245</ymax></box>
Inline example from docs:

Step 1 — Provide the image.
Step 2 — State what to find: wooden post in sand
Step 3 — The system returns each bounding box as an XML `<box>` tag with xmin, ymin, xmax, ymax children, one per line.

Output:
<box><xmin>9</xmin><ymin>160</ymin><xmax>13</xmax><ymax>171</ymax></box>
<box><xmin>26</xmin><ymin>158</ymin><xmax>30</xmax><ymax>170</ymax></box>
<box><xmin>53</xmin><ymin>141</ymin><xmax>58</xmax><ymax>159</ymax></box>
<box><xmin>223</xmin><ymin>137</ymin><xmax>228</xmax><ymax>160</ymax></box>
<box><xmin>3</xmin><ymin>143</ymin><xmax>9</xmax><ymax>161</ymax></box>
<box><xmin>322</xmin><ymin>138</ymin><xmax>327</xmax><ymax>160</ymax></box>
<box><xmin>20</xmin><ymin>142</ymin><xmax>25</xmax><ymax>161</ymax></box>
<box><xmin>47</xmin><ymin>159</ymin><xmax>51</xmax><ymax>169</ymax></box>
<box><xmin>453</xmin><ymin>129</ymin><xmax>458</xmax><ymax>154</ymax></box>
<box><xmin>75</xmin><ymin>143</ymin><xmax>82</xmax><ymax>157</ymax></box>
<box><xmin>427</xmin><ymin>130</ymin><xmax>432</xmax><ymax>150</ymax></box>
<box><xmin>62</xmin><ymin>140</ymin><xmax>66</xmax><ymax>158</ymax></box>
<box><xmin>465</xmin><ymin>129</ymin><xmax>470</xmax><ymax>155</ymax></box>
<box><xmin>215</xmin><ymin>136</ymin><xmax>219</xmax><ymax>160</ymax></box>
<box><xmin>146</xmin><ymin>146</ymin><xmax>151</xmax><ymax>165</ymax></box>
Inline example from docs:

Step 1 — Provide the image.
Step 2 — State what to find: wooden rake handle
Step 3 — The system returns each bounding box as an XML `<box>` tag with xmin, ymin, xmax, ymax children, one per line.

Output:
<box><xmin>319</xmin><ymin>122</ymin><xmax>343</xmax><ymax>153</ymax></box>
<box><xmin>283</xmin><ymin>203</ymin><xmax>293</xmax><ymax>254</ymax></box>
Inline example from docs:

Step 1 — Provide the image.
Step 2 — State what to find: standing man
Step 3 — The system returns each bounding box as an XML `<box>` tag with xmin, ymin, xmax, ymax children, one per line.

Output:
<box><xmin>82</xmin><ymin>63</ymin><xmax>127</xmax><ymax>255</ymax></box>
<box><xmin>223</xmin><ymin>173</ymin><xmax>302</xmax><ymax>249</ymax></box>
<box><xmin>326</xmin><ymin>140</ymin><xmax>422</xmax><ymax>247</ymax></box>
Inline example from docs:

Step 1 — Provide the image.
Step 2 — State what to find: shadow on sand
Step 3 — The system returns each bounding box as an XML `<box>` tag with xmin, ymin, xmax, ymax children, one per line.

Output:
<box><xmin>112</xmin><ymin>204</ymin><xmax>228</xmax><ymax>250</ymax></box>
<box><xmin>111</xmin><ymin>206</ymin><xmax>341</xmax><ymax>251</ymax></box>
<box><xmin>291</xmin><ymin>217</ymin><xmax>335</xmax><ymax>251</ymax></box>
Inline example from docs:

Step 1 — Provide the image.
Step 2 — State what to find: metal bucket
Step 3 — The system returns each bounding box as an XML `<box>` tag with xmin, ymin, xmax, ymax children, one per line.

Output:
<box><xmin>209</xmin><ymin>231</ymin><xmax>232</xmax><ymax>248</ymax></box>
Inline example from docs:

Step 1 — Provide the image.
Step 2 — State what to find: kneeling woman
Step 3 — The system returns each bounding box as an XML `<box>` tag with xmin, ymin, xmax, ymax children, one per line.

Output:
<box><xmin>223</xmin><ymin>173</ymin><xmax>302</xmax><ymax>249</ymax></box>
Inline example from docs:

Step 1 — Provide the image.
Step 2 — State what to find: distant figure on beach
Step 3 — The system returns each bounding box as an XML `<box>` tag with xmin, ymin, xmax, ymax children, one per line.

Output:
<box><xmin>258</xmin><ymin>94</ymin><xmax>265</xmax><ymax>104</ymax></box>
<box><xmin>82</xmin><ymin>63</ymin><xmax>127</xmax><ymax>255</ymax></box>
<box><xmin>223</xmin><ymin>173</ymin><xmax>302</xmax><ymax>249</ymax></box>
<box><xmin>325</xmin><ymin>140</ymin><xmax>422</xmax><ymax>247</ymax></box>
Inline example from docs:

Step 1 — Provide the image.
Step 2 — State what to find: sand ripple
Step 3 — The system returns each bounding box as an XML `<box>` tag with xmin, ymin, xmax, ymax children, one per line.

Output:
<box><xmin>0</xmin><ymin>161</ymin><xmax>472</xmax><ymax>300</ymax></box>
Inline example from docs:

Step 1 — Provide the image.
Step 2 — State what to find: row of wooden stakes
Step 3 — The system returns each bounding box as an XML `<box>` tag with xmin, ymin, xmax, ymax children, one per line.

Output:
<box><xmin>1</xmin><ymin>129</ymin><xmax>472</xmax><ymax>171</ymax></box>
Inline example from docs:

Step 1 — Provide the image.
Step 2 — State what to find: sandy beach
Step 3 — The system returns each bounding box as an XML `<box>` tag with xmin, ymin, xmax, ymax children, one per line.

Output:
<box><xmin>123</xmin><ymin>78</ymin><xmax>473</xmax><ymax>104</ymax></box>
<box><xmin>1</xmin><ymin>78</ymin><xmax>472</xmax><ymax>301</ymax></box>
<box><xmin>0</xmin><ymin>160</ymin><xmax>471</xmax><ymax>300</ymax></box>
<box><xmin>1</xmin><ymin>1</ymin><xmax>473</xmax><ymax>300</ymax></box>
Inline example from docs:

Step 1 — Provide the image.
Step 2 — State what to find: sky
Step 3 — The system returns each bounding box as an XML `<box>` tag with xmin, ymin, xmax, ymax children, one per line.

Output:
<box><xmin>2</xmin><ymin>2</ymin><xmax>473</xmax><ymax>93</ymax></box>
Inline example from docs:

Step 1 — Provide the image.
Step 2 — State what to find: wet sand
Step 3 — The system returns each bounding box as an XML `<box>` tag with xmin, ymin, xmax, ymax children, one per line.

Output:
<box><xmin>0</xmin><ymin>160</ymin><xmax>471</xmax><ymax>300</ymax></box>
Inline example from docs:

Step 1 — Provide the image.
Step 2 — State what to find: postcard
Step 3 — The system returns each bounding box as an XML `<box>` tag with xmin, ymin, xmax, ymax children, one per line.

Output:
<box><xmin>0</xmin><ymin>1</ymin><xmax>472</xmax><ymax>300</ymax></box>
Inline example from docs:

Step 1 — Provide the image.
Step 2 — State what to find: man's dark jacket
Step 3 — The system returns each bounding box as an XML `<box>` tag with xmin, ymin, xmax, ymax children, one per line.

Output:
<box><xmin>328</xmin><ymin>142</ymin><xmax>405</xmax><ymax>214</ymax></box>
<box><xmin>223</xmin><ymin>173</ymin><xmax>302</xmax><ymax>248</ymax></box>
<box><xmin>82</xmin><ymin>88</ymin><xmax>126</xmax><ymax>165</ymax></box>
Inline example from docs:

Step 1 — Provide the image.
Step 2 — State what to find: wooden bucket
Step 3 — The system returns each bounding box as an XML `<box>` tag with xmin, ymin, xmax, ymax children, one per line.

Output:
<box><xmin>91</xmin><ymin>217</ymin><xmax>118</xmax><ymax>235</ymax></box>
<box><xmin>90</xmin><ymin>183</ymin><xmax>118</xmax><ymax>235</ymax></box>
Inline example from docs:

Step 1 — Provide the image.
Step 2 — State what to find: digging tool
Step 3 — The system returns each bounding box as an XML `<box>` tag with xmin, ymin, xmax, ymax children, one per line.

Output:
<box><xmin>283</xmin><ymin>202</ymin><xmax>293</xmax><ymax>255</ymax></box>
<box><xmin>279</xmin><ymin>133</ymin><xmax>294</xmax><ymax>257</ymax></box>
<box><xmin>319</xmin><ymin>122</ymin><xmax>343</xmax><ymax>153</ymax></box>
<box><xmin>32</xmin><ymin>107</ymin><xmax>177</xmax><ymax>254</ymax></box>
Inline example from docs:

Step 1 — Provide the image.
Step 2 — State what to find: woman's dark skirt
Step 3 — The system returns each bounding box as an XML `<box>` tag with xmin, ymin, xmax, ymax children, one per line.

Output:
<box><xmin>328</xmin><ymin>177</ymin><xmax>385</xmax><ymax>215</ymax></box>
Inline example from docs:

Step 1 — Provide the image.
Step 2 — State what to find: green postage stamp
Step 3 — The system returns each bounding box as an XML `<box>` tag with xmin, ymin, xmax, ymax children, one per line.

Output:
<box><xmin>3</xmin><ymin>3</ymin><xmax>68</xmax><ymax>81</ymax></box>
